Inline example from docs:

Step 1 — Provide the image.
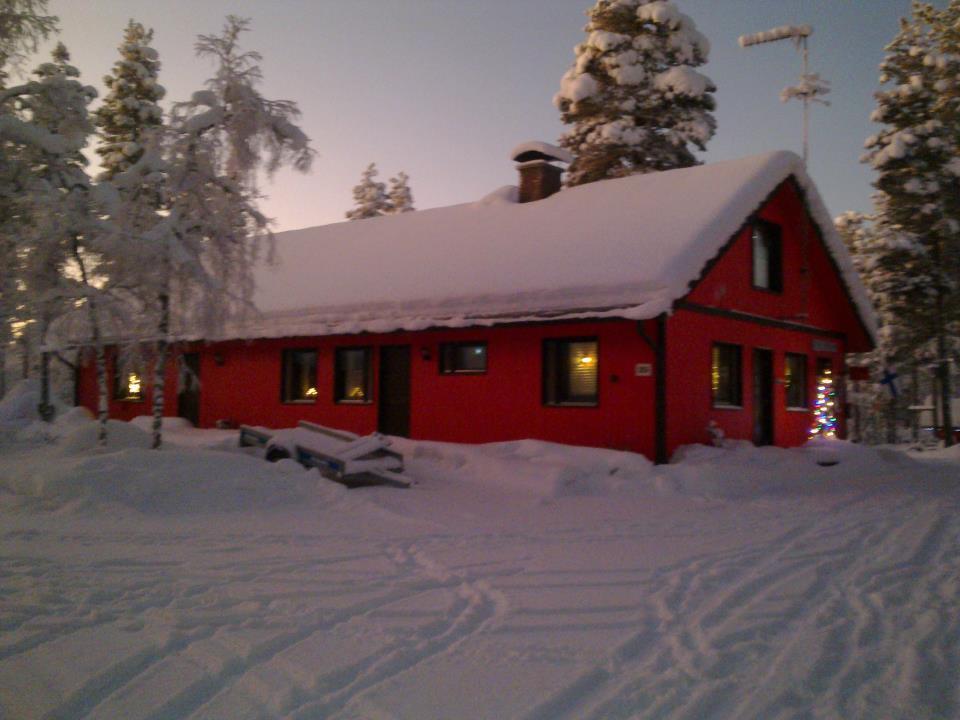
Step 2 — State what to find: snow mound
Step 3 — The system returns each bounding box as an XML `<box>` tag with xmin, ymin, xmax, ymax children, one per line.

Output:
<box><xmin>0</xmin><ymin>379</ymin><xmax>40</xmax><ymax>428</ymax></box>
<box><xmin>7</xmin><ymin>445</ymin><xmax>343</xmax><ymax>515</ymax></box>
<box><xmin>408</xmin><ymin>438</ymin><xmax>656</xmax><ymax>499</ymax></box>
<box><xmin>129</xmin><ymin>415</ymin><xmax>195</xmax><ymax>431</ymax></box>
<box><xmin>667</xmin><ymin>439</ymin><xmax>918</xmax><ymax>498</ymax></box>
<box><xmin>58</xmin><ymin>418</ymin><xmax>154</xmax><ymax>454</ymax></box>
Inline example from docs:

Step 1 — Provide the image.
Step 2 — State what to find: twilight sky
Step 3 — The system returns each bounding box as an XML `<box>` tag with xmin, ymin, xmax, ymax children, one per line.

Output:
<box><xmin>41</xmin><ymin>0</ymin><xmax>914</xmax><ymax>232</ymax></box>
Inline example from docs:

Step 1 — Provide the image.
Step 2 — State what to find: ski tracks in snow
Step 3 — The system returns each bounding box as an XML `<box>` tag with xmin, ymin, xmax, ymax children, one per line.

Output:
<box><xmin>523</xmin><ymin>491</ymin><xmax>960</xmax><ymax>720</ymax></box>
<box><xmin>0</xmin><ymin>481</ymin><xmax>958</xmax><ymax>719</ymax></box>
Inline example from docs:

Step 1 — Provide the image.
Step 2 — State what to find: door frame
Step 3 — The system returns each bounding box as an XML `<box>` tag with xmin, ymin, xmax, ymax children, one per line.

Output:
<box><xmin>752</xmin><ymin>347</ymin><xmax>774</xmax><ymax>446</ymax></box>
<box><xmin>377</xmin><ymin>345</ymin><xmax>411</xmax><ymax>437</ymax></box>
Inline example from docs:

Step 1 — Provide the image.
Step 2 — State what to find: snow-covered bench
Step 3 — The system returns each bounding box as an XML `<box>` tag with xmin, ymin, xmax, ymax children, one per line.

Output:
<box><xmin>239</xmin><ymin>425</ymin><xmax>273</xmax><ymax>449</ymax></box>
<box><xmin>240</xmin><ymin>421</ymin><xmax>411</xmax><ymax>488</ymax></box>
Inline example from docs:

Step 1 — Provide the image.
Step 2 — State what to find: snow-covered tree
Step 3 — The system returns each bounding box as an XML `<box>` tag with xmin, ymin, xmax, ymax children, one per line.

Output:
<box><xmin>1</xmin><ymin>43</ymin><xmax>119</xmax><ymax>440</ymax></box>
<box><xmin>554</xmin><ymin>0</ymin><xmax>716</xmax><ymax>187</ymax></box>
<box><xmin>0</xmin><ymin>0</ymin><xmax>57</xmax><ymax>398</ymax></box>
<box><xmin>862</xmin><ymin>0</ymin><xmax>960</xmax><ymax>445</ymax></box>
<box><xmin>94</xmin><ymin>20</ymin><xmax>164</xmax><ymax>178</ymax></box>
<box><xmin>346</xmin><ymin>163</ymin><xmax>391</xmax><ymax>220</ymax></box>
<box><xmin>386</xmin><ymin>170</ymin><xmax>414</xmax><ymax>214</ymax></box>
<box><xmin>0</xmin><ymin>0</ymin><xmax>57</xmax><ymax>86</ymax></box>
<box><xmin>130</xmin><ymin>15</ymin><xmax>314</xmax><ymax>449</ymax></box>
<box><xmin>836</xmin><ymin>213</ymin><xmax>916</xmax><ymax>443</ymax></box>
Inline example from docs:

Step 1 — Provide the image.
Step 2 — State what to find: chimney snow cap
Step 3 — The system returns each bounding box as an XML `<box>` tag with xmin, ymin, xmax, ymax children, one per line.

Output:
<box><xmin>510</xmin><ymin>141</ymin><xmax>573</xmax><ymax>165</ymax></box>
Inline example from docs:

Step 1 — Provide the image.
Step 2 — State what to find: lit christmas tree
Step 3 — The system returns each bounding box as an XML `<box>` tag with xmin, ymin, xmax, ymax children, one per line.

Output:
<box><xmin>809</xmin><ymin>367</ymin><xmax>838</xmax><ymax>438</ymax></box>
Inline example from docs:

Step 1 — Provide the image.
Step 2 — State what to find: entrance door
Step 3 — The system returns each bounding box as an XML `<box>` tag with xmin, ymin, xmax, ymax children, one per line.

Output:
<box><xmin>753</xmin><ymin>348</ymin><xmax>774</xmax><ymax>446</ymax></box>
<box><xmin>178</xmin><ymin>353</ymin><xmax>201</xmax><ymax>427</ymax></box>
<box><xmin>378</xmin><ymin>345</ymin><xmax>411</xmax><ymax>437</ymax></box>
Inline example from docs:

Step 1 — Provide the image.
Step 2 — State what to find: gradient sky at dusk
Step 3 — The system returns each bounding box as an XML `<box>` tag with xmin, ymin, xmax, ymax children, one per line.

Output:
<box><xmin>41</xmin><ymin>0</ymin><xmax>915</xmax><ymax>232</ymax></box>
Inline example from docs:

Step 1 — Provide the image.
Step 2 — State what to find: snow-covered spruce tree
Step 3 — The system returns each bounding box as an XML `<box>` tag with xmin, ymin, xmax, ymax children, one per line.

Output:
<box><xmin>0</xmin><ymin>0</ymin><xmax>57</xmax><ymax>86</ymax></box>
<box><xmin>555</xmin><ymin>0</ymin><xmax>716</xmax><ymax>187</ymax></box>
<box><xmin>94</xmin><ymin>20</ymin><xmax>164</xmax><ymax>178</ymax></box>
<box><xmin>0</xmin><ymin>0</ymin><xmax>58</xmax><ymax>398</ymax></box>
<box><xmin>137</xmin><ymin>15</ymin><xmax>314</xmax><ymax>449</ymax></box>
<box><xmin>346</xmin><ymin>163</ymin><xmax>391</xmax><ymax>219</ymax></box>
<box><xmin>3</xmin><ymin>43</ymin><xmax>117</xmax><ymax>439</ymax></box>
<box><xmin>862</xmin><ymin>1</ymin><xmax>960</xmax><ymax>445</ymax></box>
<box><xmin>386</xmin><ymin>171</ymin><xmax>414</xmax><ymax>214</ymax></box>
<box><xmin>836</xmin><ymin>212</ymin><xmax>921</xmax><ymax>443</ymax></box>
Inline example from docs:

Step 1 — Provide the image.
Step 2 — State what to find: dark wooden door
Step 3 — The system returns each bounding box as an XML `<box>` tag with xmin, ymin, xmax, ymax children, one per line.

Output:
<box><xmin>378</xmin><ymin>346</ymin><xmax>411</xmax><ymax>437</ymax></box>
<box><xmin>753</xmin><ymin>348</ymin><xmax>774</xmax><ymax>446</ymax></box>
<box><xmin>178</xmin><ymin>353</ymin><xmax>201</xmax><ymax>427</ymax></box>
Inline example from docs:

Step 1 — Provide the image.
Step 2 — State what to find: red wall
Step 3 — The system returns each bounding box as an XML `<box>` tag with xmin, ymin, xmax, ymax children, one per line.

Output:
<box><xmin>79</xmin><ymin>321</ymin><xmax>658</xmax><ymax>457</ymax></box>
<box><xmin>666</xmin><ymin>179</ymin><xmax>867</xmax><ymax>452</ymax></box>
<box><xmin>685</xmin><ymin>179</ymin><xmax>872</xmax><ymax>352</ymax></box>
<box><xmin>665</xmin><ymin>310</ymin><xmax>847</xmax><ymax>452</ymax></box>
<box><xmin>75</xmin><ymin>348</ymin><xmax>180</xmax><ymax>423</ymax></box>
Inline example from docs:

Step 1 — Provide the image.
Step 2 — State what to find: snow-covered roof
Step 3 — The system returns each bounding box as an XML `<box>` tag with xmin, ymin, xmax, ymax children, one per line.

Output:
<box><xmin>232</xmin><ymin>151</ymin><xmax>875</xmax><ymax>341</ymax></box>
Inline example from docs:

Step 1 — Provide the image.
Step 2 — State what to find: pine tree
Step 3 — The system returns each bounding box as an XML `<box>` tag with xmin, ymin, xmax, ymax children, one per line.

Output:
<box><xmin>94</xmin><ymin>20</ymin><xmax>164</xmax><ymax>178</ymax></box>
<box><xmin>554</xmin><ymin>0</ymin><xmax>716</xmax><ymax>187</ymax></box>
<box><xmin>3</xmin><ymin>43</ymin><xmax>118</xmax><ymax>438</ymax></box>
<box><xmin>386</xmin><ymin>171</ymin><xmax>414</xmax><ymax>213</ymax></box>
<box><xmin>0</xmin><ymin>0</ymin><xmax>58</xmax><ymax>398</ymax></box>
<box><xmin>862</xmin><ymin>0</ymin><xmax>960</xmax><ymax>445</ymax></box>
<box><xmin>346</xmin><ymin>163</ymin><xmax>391</xmax><ymax>220</ymax></box>
<box><xmin>0</xmin><ymin>0</ymin><xmax>58</xmax><ymax>87</ymax></box>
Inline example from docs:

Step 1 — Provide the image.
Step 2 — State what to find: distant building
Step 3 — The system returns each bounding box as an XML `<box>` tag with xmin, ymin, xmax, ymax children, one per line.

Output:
<box><xmin>79</xmin><ymin>146</ymin><xmax>875</xmax><ymax>462</ymax></box>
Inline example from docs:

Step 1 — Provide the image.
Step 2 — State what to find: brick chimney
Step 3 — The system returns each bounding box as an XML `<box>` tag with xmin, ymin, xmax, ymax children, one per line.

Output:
<box><xmin>510</xmin><ymin>142</ymin><xmax>573</xmax><ymax>203</ymax></box>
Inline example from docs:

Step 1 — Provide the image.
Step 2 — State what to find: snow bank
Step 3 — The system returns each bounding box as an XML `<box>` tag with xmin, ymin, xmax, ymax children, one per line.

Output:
<box><xmin>406</xmin><ymin>438</ymin><xmax>656</xmax><ymax>500</ymax></box>
<box><xmin>0</xmin><ymin>379</ymin><xmax>41</xmax><ymax>428</ymax></box>
<box><xmin>1</xmin><ymin>417</ymin><xmax>344</xmax><ymax>514</ymax></box>
<box><xmin>9</xmin><ymin>447</ymin><xmax>336</xmax><ymax>514</ymax></box>
<box><xmin>403</xmin><ymin>437</ymin><xmax>923</xmax><ymax>502</ymax></box>
<box><xmin>668</xmin><ymin>438</ymin><xmax>919</xmax><ymax>498</ymax></box>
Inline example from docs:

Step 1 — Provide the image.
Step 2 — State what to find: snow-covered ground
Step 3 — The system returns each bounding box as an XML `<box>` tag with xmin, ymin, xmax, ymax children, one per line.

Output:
<box><xmin>0</xmin><ymin>412</ymin><xmax>958</xmax><ymax>719</ymax></box>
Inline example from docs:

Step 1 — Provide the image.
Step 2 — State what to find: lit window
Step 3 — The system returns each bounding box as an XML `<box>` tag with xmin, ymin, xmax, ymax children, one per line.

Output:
<box><xmin>712</xmin><ymin>343</ymin><xmax>742</xmax><ymax>406</ymax></box>
<box><xmin>114</xmin><ymin>364</ymin><xmax>144</xmax><ymax>401</ymax></box>
<box><xmin>440</xmin><ymin>342</ymin><xmax>487</xmax><ymax>374</ymax></box>
<box><xmin>752</xmin><ymin>220</ymin><xmax>783</xmax><ymax>292</ymax></box>
<box><xmin>785</xmin><ymin>353</ymin><xmax>808</xmax><ymax>408</ymax></box>
<box><xmin>281</xmin><ymin>349</ymin><xmax>317</xmax><ymax>403</ymax></box>
<box><xmin>543</xmin><ymin>338</ymin><xmax>598</xmax><ymax>405</ymax></box>
<box><xmin>335</xmin><ymin>347</ymin><xmax>371</xmax><ymax>403</ymax></box>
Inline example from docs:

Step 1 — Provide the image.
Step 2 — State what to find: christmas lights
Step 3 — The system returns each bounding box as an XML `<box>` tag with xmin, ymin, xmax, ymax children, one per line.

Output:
<box><xmin>809</xmin><ymin>368</ymin><xmax>838</xmax><ymax>438</ymax></box>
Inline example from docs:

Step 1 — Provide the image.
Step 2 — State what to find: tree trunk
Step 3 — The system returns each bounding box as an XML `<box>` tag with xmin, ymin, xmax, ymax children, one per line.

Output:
<box><xmin>935</xmin><ymin>282</ymin><xmax>953</xmax><ymax>447</ymax></box>
<box><xmin>37</xmin><ymin>312</ymin><xmax>54</xmax><ymax>422</ymax></box>
<box><xmin>910</xmin><ymin>364</ymin><xmax>920</xmax><ymax>444</ymax></box>
<box><xmin>151</xmin><ymin>290</ymin><xmax>170</xmax><ymax>450</ymax></box>
<box><xmin>0</xmin><ymin>343</ymin><xmax>6</xmax><ymax>400</ymax></box>
<box><xmin>887</xmin><ymin>395</ymin><xmax>898</xmax><ymax>445</ymax></box>
<box><xmin>71</xmin><ymin>236</ymin><xmax>109</xmax><ymax>446</ymax></box>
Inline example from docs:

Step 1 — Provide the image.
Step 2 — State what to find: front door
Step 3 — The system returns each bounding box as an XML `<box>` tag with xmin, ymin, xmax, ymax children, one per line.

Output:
<box><xmin>753</xmin><ymin>348</ymin><xmax>774</xmax><ymax>446</ymax></box>
<box><xmin>178</xmin><ymin>353</ymin><xmax>201</xmax><ymax>427</ymax></box>
<box><xmin>378</xmin><ymin>345</ymin><xmax>411</xmax><ymax>437</ymax></box>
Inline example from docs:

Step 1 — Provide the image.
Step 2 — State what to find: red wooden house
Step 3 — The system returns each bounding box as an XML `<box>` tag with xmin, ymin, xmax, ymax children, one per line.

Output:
<box><xmin>78</xmin><ymin>148</ymin><xmax>875</xmax><ymax>462</ymax></box>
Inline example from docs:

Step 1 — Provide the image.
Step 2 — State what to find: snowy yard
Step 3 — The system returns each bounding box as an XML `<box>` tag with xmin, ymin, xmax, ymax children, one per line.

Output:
<box><xmin>0</xmin><ymin>416</ymin><xmax>958</xmax><ymax>719</ymax></box>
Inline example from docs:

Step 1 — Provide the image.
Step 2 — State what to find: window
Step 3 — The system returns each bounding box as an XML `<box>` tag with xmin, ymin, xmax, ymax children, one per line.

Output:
<box><xmin>785</xmin><ymin>353</ymin><xmax>808</xmax><ymax>408</ymax></box>
<box><xmin>114</xmin><ymin>363</ymin><xmax>144</xmax><ymax>402</ymax></box>
<box><xmin>543</xmin><ymin>338</ymin><xmax>598</xmax><ymax>405</ymax></box>
<box><xmin>440</xmin><ymin>342</ymin><xmax>487</xmax><ymax>374</ymax></box>
<box><xmin>281</xmin><ymin>349</ymin><xmax>317</xmax><ymax>403</ymax></box>
<box><xmin>752</xmin><ymin>220</ymin><xmax>783</xmax><ymax>292</ymax></box>
<box><xmin>335</xmin><ymin>347</ymin><xmax>371</xmax><ymax>403</ymax></box>
<box><xmin>711</xmin><ymin>343</ymin><xmax>742</xmax><ymax>407</ymax></box>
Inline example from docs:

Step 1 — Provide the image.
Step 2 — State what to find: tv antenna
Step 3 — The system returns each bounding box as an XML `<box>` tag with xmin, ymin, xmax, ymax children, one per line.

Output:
<box><xmin>739</xmin><ymin>25</ymin><xmax>830</xmax><ymax>164</ymax></box>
